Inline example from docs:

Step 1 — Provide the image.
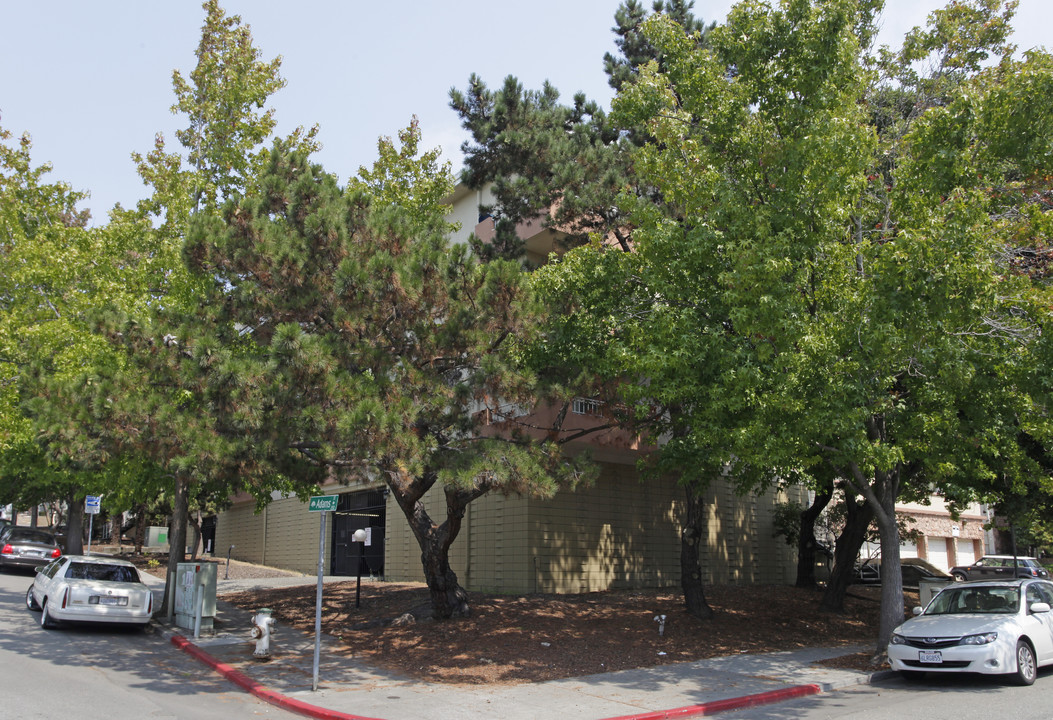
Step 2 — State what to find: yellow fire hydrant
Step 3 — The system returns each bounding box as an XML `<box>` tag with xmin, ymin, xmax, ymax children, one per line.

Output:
<box><xmin>250</xmin><ymin>608</ymin><xmax>275</xmax><ymax>659</ymax></box>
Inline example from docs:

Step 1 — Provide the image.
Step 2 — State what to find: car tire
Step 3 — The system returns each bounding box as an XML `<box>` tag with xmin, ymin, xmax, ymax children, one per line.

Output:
<box><xmin>952</xmin><ymin>572</ymin><xmax>966</xmax><ymax>582</ymax></box>
<box><xmin>25</xmin><ymin>586</ymin><xmax>40</xmax><ymax>611</ymax></box>
<box><xmin>40</xmin><ymin>600</ymin><xmax>57</xmax><ymax>630</ymax></box>
<box><xmin>1014</xmin><ymin>640</ymin><xmax>1037</xmax><ymax>686</ymax></box>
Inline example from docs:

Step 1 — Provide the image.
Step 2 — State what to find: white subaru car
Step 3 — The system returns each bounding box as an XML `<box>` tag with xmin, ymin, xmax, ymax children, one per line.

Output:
<box><xmin>26</xmin><ymin>555</ymin><xmax>155</xmax><ymax>629</ymax></box>
<box><xmin>889</xmin><ymin>579</ymin><xmax>1053</xmax><ymax>685</ymax></box>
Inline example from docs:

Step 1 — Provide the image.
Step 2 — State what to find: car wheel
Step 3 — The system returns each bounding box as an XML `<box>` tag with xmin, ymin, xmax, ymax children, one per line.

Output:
<box><xmin>952</xmin><ymin>572</ymin><xmax>966</xmax><ymax>582</ymax></box>
<box><xmin>25</xmin><ymin>586</ymin><xmax>40</xmax><ymax>611</ymax></box>
<box><xmin>1015</xmin><ymin>640</ymin><xmax>1037</xmax><ymax>686</ymax></box>
<box><xmin>899</xmin><ymin>670</ymin><xmax>926</xmax><ymax>682</ymax></box>
<box><xmin>40</xmin><ymin>600</ymin><xmax>57</xmax><ymax>630</ymax></box>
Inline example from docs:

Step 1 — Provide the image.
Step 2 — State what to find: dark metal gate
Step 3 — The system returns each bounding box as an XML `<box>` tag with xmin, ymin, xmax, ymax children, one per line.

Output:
<box><xmin>331</xmin><ymin>489</ymin><xmax>386</xmax><ymax>577</ymax></box>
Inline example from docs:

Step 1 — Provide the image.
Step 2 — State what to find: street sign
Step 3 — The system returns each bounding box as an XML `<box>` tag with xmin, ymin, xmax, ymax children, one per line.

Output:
<box><xmin>85</xmin><ymin>495</ymin><xmax>101</xmax><ymax>515</ymax></box>
<box><xmin>308</xmin><ymin>495</ymin><xmax>338</xmax><ymax>513</ymax></box>
<box><xmin>308</xmin><ymin>493</ymin><xmax>338</xmax><ymax>690</ymax></box>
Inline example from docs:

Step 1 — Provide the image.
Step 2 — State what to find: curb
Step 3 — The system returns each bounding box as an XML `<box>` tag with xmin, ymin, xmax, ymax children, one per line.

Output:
<box><xmin>597</xmin><ymin>684</ymin><xmax>823</xmax><ymax>720</ymax></box>
<box><xmin>163</xmin><ymin>624</ymin><xmax>890</xmax><ymax>720</ymax></box>
<box><xmin>169</xmin><ymin>633</ymin><xmax>384</xmax><ymax>720</ymax></box>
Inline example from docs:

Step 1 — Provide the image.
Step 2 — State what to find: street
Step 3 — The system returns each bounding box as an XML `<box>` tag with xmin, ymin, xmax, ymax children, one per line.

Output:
<box><xmin>724</xmin><ymin>671</ymin><xmax>1053</xmax><ymax>719</ymax></box>
<box><xmin>0</xmin><ymin>567</ymin><xmax>292</xmax><ymax>719</ymax></box>
<box><xmin>7</xmin><ymin>564</ymin><xmax>1053</xmax><ymax>720</ymax></box>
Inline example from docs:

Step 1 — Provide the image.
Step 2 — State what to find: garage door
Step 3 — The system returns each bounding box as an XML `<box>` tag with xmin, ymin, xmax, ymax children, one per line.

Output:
<box><xmin>956</xmin><ymin>538</ymin><xmax>976</xmax><ymax>566</ymax></box>
<box><xmin>900</xmin><ymin>540</ymin><xmax>918</xmax><ymax>558</ymax></box>
<box><xmin>927</xmin><ymin>537</ymin><xmax>949</xmax><ymax>571</ymax></box>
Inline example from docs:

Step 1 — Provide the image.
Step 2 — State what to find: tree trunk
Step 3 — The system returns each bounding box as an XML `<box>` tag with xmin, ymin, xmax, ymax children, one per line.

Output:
<box><xmin>873</xmin><ymin>473</ymin><xmax>903</xmax><ymax>653</ymax></box>
<box><xmin>188</xmin><ymin>511</ymin><xmax>202</xmax><ymax>561</ymax></box>
<box><xmin>161</xmin><ymin>473</ymin><xmax>191</xmax><ymax>614</ymax></box>
<box><xmin>65</xmin><ymin>493</ymin><xmax>85</xmax><ymax>555</ymax></box>
<box><xmin>819</xmin><ymin>494</ymin><xmax>874</xmax><ymax>613</ymax></box>
<box><xmin>134</xmin><ymin>504</ymin><xmax>146</xmax><ymax>554</ymax></box>
<box><xmin>681</xmin><ymin>489</ymin><xmax>713</xmax><ymax>619</ymax></box>
<box><xmin>389</xmin><ymin>470</ymin><xmax>477</xmax><ymax>620</ymax></box>
<box><xmin>420</xmin><ymin>529</ymin><xmax>471</xmax><ymax>619</ymax></box>
<box><xmin>795</xmin><ymin>480</ymin><xmax>834</xmax><ymax>588</ymax></box>
<box><xmin>30</xmin><ymin>505</ymin><xmax>38</xmax><ymax>528</ymax></box>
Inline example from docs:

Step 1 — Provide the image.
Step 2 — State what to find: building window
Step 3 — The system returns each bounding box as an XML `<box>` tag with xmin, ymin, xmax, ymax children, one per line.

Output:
<box><xmin>572</xmin><ymin>397</ymin><xmax>604</xmax><ymax>416</ymax></box>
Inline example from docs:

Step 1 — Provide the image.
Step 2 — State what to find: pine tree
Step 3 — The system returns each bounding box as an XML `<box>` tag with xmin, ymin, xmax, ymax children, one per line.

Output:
<box><xmin>184</xmin><ymin>126</ymin><xmax>593</xmax><ymax>619</ymax></box>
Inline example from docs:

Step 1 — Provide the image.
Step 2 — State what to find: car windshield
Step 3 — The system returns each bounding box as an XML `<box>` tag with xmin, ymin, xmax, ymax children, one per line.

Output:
<box><xmin>65</xmin><ymin>563</ymin><xmax>141</xmax><ymax>583</ymax></box>
<box><xmin>7</xmin><ymin>529</ymin><xmax>56</xmax><ymax>545</ymax></box>
<box><xmin>927</xmin><ymin>586</ymin><xmax>1019</xmax><ymax>615</ymax></box>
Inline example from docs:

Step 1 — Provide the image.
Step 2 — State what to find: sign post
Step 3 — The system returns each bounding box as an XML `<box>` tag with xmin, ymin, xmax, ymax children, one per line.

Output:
<box><xmin>308</xmin><ymin>495</ymin><xmax>337</xmax><ymax>691</ymax></box>
<box><xmin>84</xmin><ymin>495</ymin><xmax>101</xmax><ymax>554</ymax></box>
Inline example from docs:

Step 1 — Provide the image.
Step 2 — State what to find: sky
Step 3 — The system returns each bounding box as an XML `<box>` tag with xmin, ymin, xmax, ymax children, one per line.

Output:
<box><xmin>2</xmin><ymin>0</ymin><xmax>1050</xmax><ymax>224</ymax></box>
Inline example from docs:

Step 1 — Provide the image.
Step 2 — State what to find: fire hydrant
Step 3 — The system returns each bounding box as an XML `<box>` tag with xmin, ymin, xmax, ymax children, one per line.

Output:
<box><xmin>250</xmin><ymin>609</ymin><xmax>275</xmax><ymax>659</ymax></box>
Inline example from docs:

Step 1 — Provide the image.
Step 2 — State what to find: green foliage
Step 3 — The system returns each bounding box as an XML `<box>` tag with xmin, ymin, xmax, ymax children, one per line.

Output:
<box><xmin>772</xmin><ymin>501</ymin><xmax>805</xmax><ymax>548</ymax></box>
<box><xmin>450</xmin><ymin>1</ymin><xmax>715</xmax><ymax>262</ymax></box>
<box><xmin>15</xmin><ymin>1</ymin><xmax>321</xmax><ymax>535</ymax></box>
<box><xmin>133</xmin><ymin>0</ymin><xmax>318</xmax><ymax>247</ymax></box>
<box><xmin>604</xmin><ymin>0</ymin><xmax>715</xmax><ymax>93</ymax></box>
<box><xmin>186</xmin><ymin>127</ymin><xmax>590</xmax><ymax>493</ymax></box>
<box><xmin>580</xmin><ymin>0</ymin><xmax>1053</xmax><ymax>647</ymax></box>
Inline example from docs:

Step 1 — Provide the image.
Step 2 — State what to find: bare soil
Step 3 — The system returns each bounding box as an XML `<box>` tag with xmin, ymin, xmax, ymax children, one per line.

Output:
<box><xmin>130</xmin><ymin>554</ymin><xmax>898</xmax><ymax>686</ymax></box>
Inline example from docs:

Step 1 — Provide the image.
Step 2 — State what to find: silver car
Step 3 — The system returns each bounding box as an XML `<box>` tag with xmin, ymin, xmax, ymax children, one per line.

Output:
<box><xmin>888</xmin><ymin>579</ymin><xmax>1053</xmax><ymax>685</ymax></box>
<box><xmin>0</xmin><ymin>528</ymin><xmax>62</xmax><ymax>571</ymax></box>
<box><xmin>26</xmin><ymin>555</ymin><xmax>154</xmax><ymax>629</ymax></box>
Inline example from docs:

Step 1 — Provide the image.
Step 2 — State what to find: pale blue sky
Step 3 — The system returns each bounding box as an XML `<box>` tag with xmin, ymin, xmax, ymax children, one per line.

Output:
<box><xmin>2</xmin><ymin>0</ymin><xmax>1049</xmax><ymax>224</ymax></box>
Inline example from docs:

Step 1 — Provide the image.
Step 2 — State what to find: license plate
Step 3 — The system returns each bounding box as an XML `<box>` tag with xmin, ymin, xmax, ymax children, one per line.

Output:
<box><xmin>919</xmin><ymin>651</ymin><xmax>943</xmax><ymax>664</ymax></box>
<box><xmin>93</xmin><ymin>596</ymin><xmax>128</xmax><ymax>606</ymax></box>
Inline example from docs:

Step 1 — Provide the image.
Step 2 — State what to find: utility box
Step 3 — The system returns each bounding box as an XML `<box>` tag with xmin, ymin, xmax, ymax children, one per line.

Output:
<box><xmin>146</xmin><ymin>526</ymin><xmax>169</xmax><ymax>548</ymax></box>
<box><xmin>174</xmin><ymin>561</ymin><xmax>218</xmax><ymax>632</ymax></box>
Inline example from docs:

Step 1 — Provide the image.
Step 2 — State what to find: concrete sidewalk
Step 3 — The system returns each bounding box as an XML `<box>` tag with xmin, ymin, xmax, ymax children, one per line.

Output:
<box><xmin>145</xmin><ymin>574</ymin><xmax>891</xmax><ymax>720</ymax></box>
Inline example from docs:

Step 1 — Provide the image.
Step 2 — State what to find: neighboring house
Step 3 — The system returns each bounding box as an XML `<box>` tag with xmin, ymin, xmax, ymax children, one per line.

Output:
<box><xmin>213</xmin><ymin>183</ymin><xmax>802</xmax><ymax>591</ymax></box>
<box><xmin>858</xmin><ymin>498</ymin><xmax>989</xmax><ymax>572</ymax></box>
<box><xmin>896</xmin><ymin>498</ymin><xmax>989</xmax><ymax>571</ymax></box>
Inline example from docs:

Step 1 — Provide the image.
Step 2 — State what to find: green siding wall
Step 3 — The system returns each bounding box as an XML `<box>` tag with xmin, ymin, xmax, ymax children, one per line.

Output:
<box><xmin>214</xmin><ymin>464</ymin><xmax>798</xmax><ymax>590</ymax></box>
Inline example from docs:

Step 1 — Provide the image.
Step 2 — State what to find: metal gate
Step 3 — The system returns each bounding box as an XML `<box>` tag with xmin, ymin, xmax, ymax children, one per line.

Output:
<box><xmin>331</xmin><ymin>489</ymin><xmax>386</xmax><ymax>577</ymax></box>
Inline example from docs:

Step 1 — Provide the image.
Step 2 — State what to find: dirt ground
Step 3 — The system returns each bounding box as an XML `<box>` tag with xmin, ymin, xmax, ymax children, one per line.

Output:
<box><xmin>131</xmin><ymin>554</ymin><xmax>899</xmax><ymax>686</ymax></box>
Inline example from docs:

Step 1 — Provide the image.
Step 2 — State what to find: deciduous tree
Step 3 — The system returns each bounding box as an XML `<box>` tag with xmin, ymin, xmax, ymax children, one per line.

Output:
<box><xmin>610</xmin><ymin>0</ymin><xmax>1053</xmax><ymax>652</ymax></box>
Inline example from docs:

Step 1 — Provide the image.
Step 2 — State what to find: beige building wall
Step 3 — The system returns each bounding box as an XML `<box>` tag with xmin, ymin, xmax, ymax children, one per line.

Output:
<box><xmin>216</xmin><ymin>494</ymin><xmax>332</xmax><ymax>574</ymax></box>
<box><xmin>382</xmin><ymin>461</ymin><xmax>798</xmax><ymax>593</ymax></box>
<box><xmin>214</xmin><ymin>464</ymin><xmax>798</xmax><ymax>589</ymax></box>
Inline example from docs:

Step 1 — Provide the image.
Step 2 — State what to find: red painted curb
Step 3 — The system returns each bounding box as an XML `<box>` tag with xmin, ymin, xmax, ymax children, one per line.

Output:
<box><xmin>597</xmin><ymin>683</ymin><xmax>823</xmax><ymax>720</ymax></box>
<box><xmin>170</xmin><ymin>635</ymin><xmax>385</xmax><ymax>720</ymax></box>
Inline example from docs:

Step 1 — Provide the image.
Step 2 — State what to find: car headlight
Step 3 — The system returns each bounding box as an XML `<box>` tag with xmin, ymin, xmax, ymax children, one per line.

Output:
<box><xmin>890</xmin><ymin>633</ymin><xmax>907</xmax><ymax>645</ymax></box>
<box><xmin>961</xmin><ymin>632</ymin><xmax>998</xmax><ymax>645</ymax></box>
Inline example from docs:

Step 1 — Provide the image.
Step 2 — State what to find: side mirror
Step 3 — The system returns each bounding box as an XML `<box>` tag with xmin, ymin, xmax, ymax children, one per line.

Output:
<box><xmin>913</xmin><ymin>606</ymin><xmax>924</xmax><ymax>616</ymax></box>
<box><xmin>1030</xmin><ymin>602</ymin><xmax>1050</xmax><ymax>614</ymax></box>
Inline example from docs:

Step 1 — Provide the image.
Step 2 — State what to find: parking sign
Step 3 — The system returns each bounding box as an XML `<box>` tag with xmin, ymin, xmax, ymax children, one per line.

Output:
<box><xmin>85</xmin><ymin>495</ymin><xmax>101</xmax><ymax>514</ymax></box>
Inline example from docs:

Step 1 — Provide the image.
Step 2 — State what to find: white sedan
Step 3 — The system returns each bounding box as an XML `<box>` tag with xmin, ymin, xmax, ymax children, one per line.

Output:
<box><xmin>889</xmin><ymin>579</ymin><xmax>1053</xmax><ymax>685</ymax></box>
<box><xmin>26</xmin><ymin>555</ymin><xmax>154</xmax><ymax>629</ymax></box>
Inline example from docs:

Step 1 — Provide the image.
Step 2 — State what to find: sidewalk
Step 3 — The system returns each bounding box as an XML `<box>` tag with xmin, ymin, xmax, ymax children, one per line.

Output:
<box><xmin>144</xmin><ymin>574</ymin><xmax>892</xmax><ymax>720</ymax></box>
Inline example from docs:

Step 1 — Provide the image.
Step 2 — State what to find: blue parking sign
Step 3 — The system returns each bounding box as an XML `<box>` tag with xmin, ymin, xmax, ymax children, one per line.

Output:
<box><xmin>85</xmin><ymin>495</ymin><xmax>101</xmax><ymax>514</ymax></box>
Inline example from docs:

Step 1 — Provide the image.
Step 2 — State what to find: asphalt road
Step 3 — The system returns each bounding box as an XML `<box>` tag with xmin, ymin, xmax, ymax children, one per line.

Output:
<box><xmin>0</xmin><ymin>567</ymin><xmax>294</xmax><ymax>719</ymax></box>
<box><xmin>723</xmin><ymin>670</ymin><xmax>1053</xmax><ymax>719</ymax></box>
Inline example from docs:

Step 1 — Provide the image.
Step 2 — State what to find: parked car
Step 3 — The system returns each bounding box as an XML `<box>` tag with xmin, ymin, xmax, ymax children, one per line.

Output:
<box><xmin>854</xmin><ymin>557</ymin><xmax>952</xmax><ymax>587</ymax></box>
<box><xmin>950</xmin><ymin>555</ymin><xmax>1050</xmax><ymax>582</ymax></box>
<box><xmin>26</xmin><ymin>555</ymin><xmax>154</xmax><ymax>629</ymax></box>
<box><xmin>888</xmin><ymin>578</ymin><xmax>1053</xmax><ymax>685</ymax></box>
<box><xmin>0</xmin><ymin>528</ymin><xmax>62</xmax><ymax>571</ymax></box>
